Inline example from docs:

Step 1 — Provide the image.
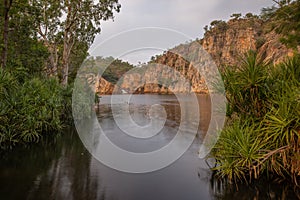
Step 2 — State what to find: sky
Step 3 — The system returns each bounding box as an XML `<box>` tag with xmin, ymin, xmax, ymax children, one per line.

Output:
<box><xmin>89</xmin><ymin>0</ymin><xmax>275</xmax><ymax>65</ymax></box>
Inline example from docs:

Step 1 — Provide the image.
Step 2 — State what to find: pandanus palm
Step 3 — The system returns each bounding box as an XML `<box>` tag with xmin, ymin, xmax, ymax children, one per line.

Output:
<box><xmin>213</xmin><ymin>52</ymin><xmax>300</xmax><ymax>184</ymax></box>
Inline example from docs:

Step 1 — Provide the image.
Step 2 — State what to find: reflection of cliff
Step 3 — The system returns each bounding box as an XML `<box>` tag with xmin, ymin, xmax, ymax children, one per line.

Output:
<box><xmin>162</xmin><ymin>95</ymin><xmax>211</xmax><ymax>136</ymax></box>
<box><xmin>96</xmin><ymin>18</ymin><xmax>295</xmax><ymax>94</ymax></box>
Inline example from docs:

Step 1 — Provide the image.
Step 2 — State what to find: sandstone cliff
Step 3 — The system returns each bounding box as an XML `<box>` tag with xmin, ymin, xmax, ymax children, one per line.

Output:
<box><xmin>201</xmin><ymin>18</ymin><xmax>293</xmax><ymax>67</ymax></box>
<box><xmin>116</xmin><ymin>52</ymin><xmax>208</xmax><ymax>94</ymax></box>
<box><xmin>84</xmin><ymin>72</ymin><xmax>116</xmax><ymax>95</ymax></box>
<box><xmin>96</xmin><ymin>18</ymin><xmax>295</xmax><ymax>94</ymax></box>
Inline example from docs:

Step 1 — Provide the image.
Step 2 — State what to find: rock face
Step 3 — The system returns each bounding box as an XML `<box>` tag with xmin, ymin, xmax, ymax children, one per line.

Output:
<box><xmin>96</xmin><ymin>18</ymin><xmax>295</xmax><ymax>94</ymax></box>
<box><xmin>200</xmin><ymin>18</ymin><xmax>293</xmax><ymax>67</ymax></box>
<box><xmin>201</xmin><ymin>19</ymin><xmax>262</xmax><ymax>67</ymax></box>
<box><xmin>95</xmin><ymin>76</ymin><xmax>116</xmax><ymax>94</ymax></box>
<box><xmin>116</xmin><ymin>46</ymin><xmax>212</xmax><ymax>94</ymax></box>
<box><xmin>258</xmin><ymin>31</ymin><xmax>295</xmax><ymax>64</ymax></box>
<box><xmin>91</xmin><ymin>53</ymin><xmax>208</xmax><ymax>94</ymax></box>
<box><xmin>85</xmin><ymin>73</ymin><xmax>115</xmax><ymax>94</ymax></box>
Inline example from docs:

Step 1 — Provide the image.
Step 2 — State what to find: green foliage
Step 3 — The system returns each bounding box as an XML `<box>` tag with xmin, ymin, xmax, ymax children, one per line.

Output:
<box><xmin>82</xmin><ymin>56</ymin><xmax>135</xmax><ymax>84</ymax></box>
<box><xmin>230</xmin><ymin>13</ymin><xmax>242</xmax><ymax>20</ymax></box>
<box><xmin>213</xmin><ymin>52</ymin><xmax>300</xmax><ymax>184</ymax></box>
<box><xmin>7</xmin><ymin>38</ymin><xmax>49</xmax><ymax>76</ymax></box>
<box><xmin>32</xmin><ymin>0</ymin><xmax>121</xmax><ymax>85</ymax></box>
<box><xmin>0</xmin><ymin>0</ymin><xmax>122</xmax><ymax>150</ymax></box>
<box><xmin>244</xmin><ymin>13</ymin><xmax>258</xmax><ymax>19</ymax></box>
<box><xmin>260</xmin><ymin>6</ymin><xmax>278</xmax><ymax>20</ymax></box>
<box><xmin>0</xmin><ymin>0</ymin><xmax>50</xmax><ymax>74</ymax></box>
<box><xmin>0</xmin><ymin>0</ymin><xmax>121</xmax><ymax>85</ymax></box>
<box><xmin>0</xmin><ymin>70</ymin><xmax>69</xmax><ymax>149</ymax></box>
<box><xmin>0</xmin><ymin>68</ymin><xmax>19</xmax><ymax>99</ymax></box>
<box><xmin>222</xmin><ymin>51</ymin><xmax>269</xmax><ymax>119</ymax></box>
<box><xmin>68</xmin><ymin>41</ymin><xmax>90</xmax><ymax>84</ymax></box>
<box><xmin>267</xmin><ymin>0</ymin><xmax>300</xmax><ymax>49</ymax></box>
<box><xmin>72</xmin><ymin>78</ymin><xmax>94</xmax><ymax>120</ymax></box>
<box><xmin>213</xmin><ymin>120</ymin><xmax>268</xmax><ymax>182</ymax></box>
<box><xmin>60</xmin><ymin>84</ymin><xmax>74</xmax><ymax>122</ymax></box>
<box><xmin>209</xmin><ymin>20</ymin><xmax>228</xmax><ymax>32</ymax></box>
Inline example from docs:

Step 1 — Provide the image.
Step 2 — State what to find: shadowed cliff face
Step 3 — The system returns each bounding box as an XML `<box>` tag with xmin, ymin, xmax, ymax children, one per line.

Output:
<box><xmin>95</xmin><ymin>76</ymin><xmax>115</xmax><ymax>94</ymax></box>
<box><xmin>96</xmin><ymin>18</ymin><xmax>295</xmax><ymax>94</ymax></box>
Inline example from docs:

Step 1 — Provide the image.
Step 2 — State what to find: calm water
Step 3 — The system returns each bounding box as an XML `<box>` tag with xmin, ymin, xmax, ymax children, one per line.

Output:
<box><xmin>0</xmin><ymin>95</ymin><xmax>298</xmax><ymax>200</ymax></box>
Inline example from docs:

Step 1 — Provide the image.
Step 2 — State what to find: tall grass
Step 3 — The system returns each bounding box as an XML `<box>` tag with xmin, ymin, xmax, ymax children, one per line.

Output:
<box><xmin>0</xmin><ymin>69</ymin><xmax>70</xmax><ymax>149</ymax></box>
<box><xmin>212</xmin><ymin>51</ymin><xmax>300</xmax><ymax>185</ymax></box>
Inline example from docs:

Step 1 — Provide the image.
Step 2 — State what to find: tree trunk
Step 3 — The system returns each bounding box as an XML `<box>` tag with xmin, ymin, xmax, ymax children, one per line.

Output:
<box><xmin>61</xmin><ymin>38</ymin><xmax>69</xmax><ymax>86</ymax></box>
<box><xmin>61</xmin><ymin>1</ymin><xmax>73</xmax><ymax>86</ymax></box>
<box><xmin>61</xmin><ymin>30</ymin><xmax>74</xmax><ymax>86</ymax></box>
<box><xmin>1</xmin><ymin>0</ymin><xmax>12</xmax><ymax>69</ymax></box>
<box><xmin>47</xmin><ymin>44</ymin><xmax>58</xmax><ymax>77</ymax></box>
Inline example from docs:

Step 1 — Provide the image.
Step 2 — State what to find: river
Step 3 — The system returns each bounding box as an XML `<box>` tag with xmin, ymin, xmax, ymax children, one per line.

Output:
<box><xmin>0</xmin><ymin>94</ymin><xmax>298</xmax><ymax>200</ymax></box>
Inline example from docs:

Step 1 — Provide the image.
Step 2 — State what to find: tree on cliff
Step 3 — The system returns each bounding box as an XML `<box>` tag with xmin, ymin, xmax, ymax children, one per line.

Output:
<box><xmin>272</xmin><ymin>0</ymin><xmax>293</xmax><ymax>7</ymax></box>
<box><xmin>271</xmin><ymin>0</ymin><xmax>300</xmax><ymax>49</ymax></box>
<box><xmin>230</xmin><ymin>13</ymin><xmax>242</xmax><ymax>20</ymax></box>
<box><xmin>33</xmin><ymin>0</ymin><xmax>121</xmax><ymax>86</ymax></box>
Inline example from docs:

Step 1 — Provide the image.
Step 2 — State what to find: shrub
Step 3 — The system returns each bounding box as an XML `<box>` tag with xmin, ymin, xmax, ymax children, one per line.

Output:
<box><xmin>222</xmin><ymin>51</ymin><xmax>269</xmax><ymax>119</ymax></box>
<box><xmin>0</xmin><ymin>70</ymin><xmax>67</xmax><ymax>149</ymax></box>
<box><xmin>213</xmin><ymin>120</ymin><xmax>268</xmax><ymax>182</ymax></box>
<box><xmin>212</xmin><ymin>52</ymin><xmax>300</xmax><ymax>184</ymax></box>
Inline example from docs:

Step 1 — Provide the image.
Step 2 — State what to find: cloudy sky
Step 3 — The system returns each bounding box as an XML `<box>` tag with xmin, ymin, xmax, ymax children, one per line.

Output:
<box><xmin>90</xmin><ymin>0</ymin><xmax>274</xmax><ymax>64</ymax></box>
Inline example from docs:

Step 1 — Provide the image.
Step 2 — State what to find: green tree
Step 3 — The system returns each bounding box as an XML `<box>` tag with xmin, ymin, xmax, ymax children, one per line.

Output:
<box><xmin>68</xmin><ymin>40</ymin><xmax>89</xmax><ymax>84</ymax></box>
<box><xmin>272</xmin><ymin>0</ymin><xmax>293</xmax><ymax>7</ymax></box>
<box><xmin>260</xmin><ymin>5</ymin><xmax>278</xmax><ymax>20</ymax></box>
<box><xmin>0</xmin><ymin>0</ymin><xmax>49</xmax><ymax>74</ymax></box>
<box><xmin>244</xmin><ymin>12</ymin><xmax>258</xmax><ymax>19</ymax></box>
<box><xmin>210</xmin><ymin>20</ymin><xmax>223</xmax><ymax>27</ymax></box>
<box><xmin>230</xmin><ymin>13</ymin><xmax>242</xmax><ymax>20</ymax></box>
<box><xmin>1</xmin><ymin>0</ymin><xmax>13</xmax><ymax>68</ymax></box>
<box><xmin>271</xmin><ymin>0</ymin><xmax>300</xmax><ymax>49</ymax></box>
<box><xmin>33</xmin><ymin>0</ymin><xmax>121</xmax><ymax>86</ymax></box>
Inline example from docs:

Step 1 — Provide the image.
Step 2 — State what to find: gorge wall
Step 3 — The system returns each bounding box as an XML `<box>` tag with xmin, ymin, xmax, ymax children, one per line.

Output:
<box><xmin>200</xmin><ymin>18</ymin><xmax>293</xmax><ymax>67</ymax></box>
<box><xmin>96</xmin><ymin>18</ymin><xmax>295</xmax><ymax>95</ymax></box>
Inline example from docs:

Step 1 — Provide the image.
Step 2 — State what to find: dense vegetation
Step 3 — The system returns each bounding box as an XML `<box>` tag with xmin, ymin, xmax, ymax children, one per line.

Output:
<box><xmin>0</xmin><ymin>0</ymin><xmax>121</xmax><ymax>149</ymax></box>
<box><xmin>212</xmin><ymin>0</ymin><xmax>300</xmax><ymax>185</ymax></box>
<box><xmin>212</xmin><ymin>51</ymin><xmax>300</xmax><ymax>184</ymax></box>
<box><xmin>94</xmin><ymin>56</ymin><xmax>134</xmax><ymax>84</ymax></box>
<box><xmin>0</xmin><ymin>0</ymin><xmax>299</xmax><ymax>188</ymax></box>
<box><xmin>0</xmin><ymin>70</ymin><xmax>72</xmax><ymax>149</ymax></box>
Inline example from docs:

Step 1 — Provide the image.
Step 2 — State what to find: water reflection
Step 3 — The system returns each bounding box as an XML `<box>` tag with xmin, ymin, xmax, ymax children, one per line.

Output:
<box><xmin>0</xmin><ymin>95</ymin><xmax>298</xmax><ymax>200</ymax></box>
<box><xmin>210</xmin><ymin>175</ymin><xmax>300</xmax><ymax>200</ymax></box>
<box><xmin>26</xmin><ymin>135</ymin><xmax>102</xmax><ymax>200</ymax></box>
<box><xmin>0</xmin><ymin>131</ymin><xmax>112</xmax><ymax>200</ymax></box>
<box><xmin>94</xmin><ymin>94</ymin><xmax>211</xmax><ymax>154</ymax></box>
